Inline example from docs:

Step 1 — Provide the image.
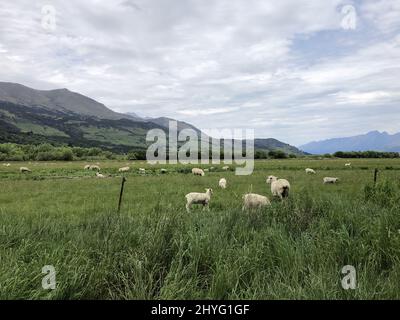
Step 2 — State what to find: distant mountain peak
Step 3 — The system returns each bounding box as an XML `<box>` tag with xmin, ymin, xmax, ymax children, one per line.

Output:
<box><xmin>300</xmin><ymin>130</ymin><xmax>400</xmax><ymax>154</ymax></box>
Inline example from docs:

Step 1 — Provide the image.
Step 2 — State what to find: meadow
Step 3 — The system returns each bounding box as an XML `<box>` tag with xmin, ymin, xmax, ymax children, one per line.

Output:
<box><xmin>0</xmin><ymin>158</ymin><xmax>400</xmax><ymax>299</ymax></box>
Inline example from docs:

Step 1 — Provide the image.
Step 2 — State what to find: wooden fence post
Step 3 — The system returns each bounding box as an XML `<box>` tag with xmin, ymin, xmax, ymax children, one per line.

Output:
<box><xmin>118</xmin><ymin>177</ymin><xmax>127</xmax><ymax>213</ymax></box>
<box><xmin>374</xmin><ymin>168</ymin><xmax>379</xmax><ymax>185</ymax></box>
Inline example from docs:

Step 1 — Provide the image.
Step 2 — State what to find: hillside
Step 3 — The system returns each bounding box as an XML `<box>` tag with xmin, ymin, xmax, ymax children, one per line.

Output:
<box><xmin>0</xmin><ymin>82</ymin><xmax>304</xmax><ymax>155</ymax></box>
<box><xmin>300</xmin><ymin>131</ymin><xmax>400</xmax><ymax>154</ymax></box>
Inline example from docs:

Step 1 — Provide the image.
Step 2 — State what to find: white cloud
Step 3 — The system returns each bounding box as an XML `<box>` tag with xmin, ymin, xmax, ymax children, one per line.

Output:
<box><xmin>0</xmin><ymin>0</ymin><xmax>399</xmax><ymax>145</ymax></box>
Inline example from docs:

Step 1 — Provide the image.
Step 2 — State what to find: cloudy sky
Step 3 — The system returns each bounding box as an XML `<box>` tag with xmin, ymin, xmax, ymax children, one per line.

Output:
<box><xmin>0</xmin><ymin>0</ymin><xmax>399</xmax><ymax>146</ymax></box>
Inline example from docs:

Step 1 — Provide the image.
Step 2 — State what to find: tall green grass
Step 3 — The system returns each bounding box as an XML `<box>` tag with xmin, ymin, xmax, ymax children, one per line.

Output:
<box><xmin>0</xmin><ymin>159</ymin><xmax>400</xmax><ymax>299</ymax></box>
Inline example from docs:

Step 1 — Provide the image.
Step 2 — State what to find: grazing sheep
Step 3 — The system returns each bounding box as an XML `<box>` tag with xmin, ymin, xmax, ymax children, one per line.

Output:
<box><xmin>139</xmin><ymin>168</ymin><xmax>146</xmax><ymax>174</ymax></box>
<box><xmin>160</xmin><ymin>168</ymin><xmax>167</xmax><ymax>174</ymax></box>
<box><xmin>323</xmin><ymin>177</ymin><xmax>339</xmax><ymax>184</ymax></box>
<box><xmin>185</xmin><ymin>188</ymin><xmax>213</xmax><ymax>212</ymax></box>
<box><xmin>89</xmin><ymin>165</ymin><xmax>101</xmax><ymax>171</ymax></box>
<box><xmin>219</xmin><ymin>178</ymin><xmax>227</xmax><ymax>189</ymax></box>
<box><xmin>3</xmin><ymin>163</ymin><xmax>11</xmax><ymax>167</ymax></box>
<box><xmin>20</xmin><ymin>167</ymin><xmax>32</xmax><ymax>173</ymax></box>
<box><xmin>119</xmin><ymin>166</ymin><xmax>130</xmax><ymax>172</ymax></box>
<box><xmin>345</xmin><ymin>163</ymin><xmax>351</xmax><ymax>167</ymax></box>
<box><xmin>266</xmin><ymin>175</ymin><xmax>290</xmax><ymax>199</ymax></box>
<box><xmin>305</xmin><ymin>168</ymin><xmax>316</xmax><ymax>174</ymax></box>
<box><xmin>222</xmin><ymin>166</ymin><xmax>230</xmax><ymax>171</ymax></box>
<box><xmin>192</xmin><ymin>168</ymin><xmax>205</xmax><ymax>176</ymax></box>
<box><xmin>96</xmin><ymin>172</ymin><xmax>106</xmax><ymax>178</ymax></box>
<box><xmin>242</xmin><ymin>193</ymin><xmax>271</xmax><ymax>211</ymax></box>
<box><xmin>84</xmin><ymin>165</ymin><xmax>91</xmax><ymax>170</ymax></box>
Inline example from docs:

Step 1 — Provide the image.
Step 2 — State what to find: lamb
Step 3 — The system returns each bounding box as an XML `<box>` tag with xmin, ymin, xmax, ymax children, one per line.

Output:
<box><xmin>84</xmin><ymin>165</ymin><xmax>91</xmax><ymax>170</ymax></box>
<box><xmin>323</xmin><ymin>177</ymin><xmax>339</xmax><ymax>184</ymax></box>
<box><xmin>185</xmin><ymin>188</ymin><xmax>213</xmax><ymax>212</ymax></box>
<box><xmin>160</xmin><ymin>168</ymin><xmax>167</xmax><ymax>174</ymax></box>
<box><xmin>266</xmin><ymin>175</ymin><xmax>290</xmax><ymax>199</ymax></box>
<box><xmin>345</xmin><ymin>163</ymin><xmax>351</xmax><ymax>167</ymax></box>
<box><xmin>96</xmin><ymin>172</ymin><xmax>106</xmax><ymax>178</ymax></box>
<box><xmin>139</xmin><ymin>168</ymin><xmax>146</xmax><ymax>174</ymax></box>
<box><xmin>305</xmin><ymin>168</ymin><xmax>316</xmax><ymax>174</ymax></box>
<box><xmin>222</xmin><ymin>166</ymin><xmax>230</xmax><ymax>171</ymax></box>
<box><xmin>192</xmin><ymin>168</ymin><xmax>205</xmax><ymax>176</ymax></box>
<box><xmin>20</xmin><ymin>167</ymin><xmax>32</xmax><ymax>173</ymax></box>
<box><xmin>242</xmin><ymin>193</ymin><xmax>271</xmax><ymax>211</ymax></box>
<box><xmin>89</xmin><ymin>165</ymin><xmax>101</xmax><ymax>171</ymax></box>
<box><xmin>219</xmin><ymin>178</ymin><xmax>227</xmax><ymax>189</ymax></box>
<box><xmin>119</xmin><ymin>166</ymin><xmax>130</xmax><ymax>172</ymax></box>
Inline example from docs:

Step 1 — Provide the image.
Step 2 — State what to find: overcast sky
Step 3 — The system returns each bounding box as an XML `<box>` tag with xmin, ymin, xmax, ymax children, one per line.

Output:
<box><xmin>0</xmin><ymin>0</ymin><xmax>399</xmax><ymax>146</ymax></box>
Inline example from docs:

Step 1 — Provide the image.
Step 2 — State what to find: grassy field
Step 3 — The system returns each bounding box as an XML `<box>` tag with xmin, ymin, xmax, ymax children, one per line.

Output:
<box><xmin>0</xmin><ymin>158</ymin><xmax>400</xmax><ymax>299</ymax></box>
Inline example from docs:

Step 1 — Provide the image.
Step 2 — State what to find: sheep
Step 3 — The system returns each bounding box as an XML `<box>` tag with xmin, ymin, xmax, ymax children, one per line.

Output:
<box><xmin>160</xmin><ymin>168</ymin><xmax>167</xmax><ymax>174</ymax></box>
<box><xmin>20</xmin><ymin>167</ymin><xmax>32</xmax><ymax>173</ymax></box>
<box><xmin>185</xmin><ymin>188</ymin><xmax>213</xmax><ymax>212</ymax></box>
<box><xmin>266</xmin><ymin>175</ymin><xmax>290</xmax><ymax>199</ymax></box>
<box><xmin>242</xmin><ymin>193</ymin><xmax>271</xmax><ymax>211</ymax></box>
<box><xmin>219</xmin><ymin>178</ymin><xmax>227</xmax><ymax>189</ymax></box>
<box><xmin>119</xmin><ymin>166</ymin><xmax>130</xmax><ymax>172</ymax></box>
<box><xmin>96</xmin><ymin>172</ymin><xmax>106</xmax><ymax>178</ymax></box>
<box><xmin>222</xmin><ymin>166</ymin><xmax>230</xmax><ymax>171</ymax></box>
<box><xmin>323</xmin><ymin>177</ymin><xmax>339</xmax><ymax>184</ymax></box>
<box><xmin>3</xmin><ymin>163</ymin><xmax>11</xmax><ymax>167</ymax></box>
<box><xmin>84</xmin><ymin>165</ymin><xmax>91</xmax><ymax>170</ymax></box>
<box><xmin>192</xmin><ymin>168</ymin><xmax>205</xmax><ymax>176</ymax></box>
<box><xmin>345</xmin><ymin>163</ymin><xmax>351</xmax><ymax>167</ymax></box>
<box><xmin>89</xmin><ymin>165</ymin><xmax>101</xmax><ymax>171</ymax></box>
<box><xmin>139</xmin><ymin>168</ymin><xmax>146</xmax><ymax>174</ymax></box>
<box><xmin>305</xmin><ymin>168</ymin><xmax>316</xmax><ymax>174</ymax></box>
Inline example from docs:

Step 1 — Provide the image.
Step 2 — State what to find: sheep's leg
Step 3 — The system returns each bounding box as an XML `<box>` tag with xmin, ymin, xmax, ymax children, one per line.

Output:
<box><xmin>186</xmin><ymin>202</ymin><xmax>191</xmax><ymax>213</ymax></box>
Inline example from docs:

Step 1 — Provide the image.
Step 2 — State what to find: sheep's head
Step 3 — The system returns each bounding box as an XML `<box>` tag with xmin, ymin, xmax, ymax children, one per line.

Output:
<box><xmin>205</xmin><ymin>188</ymin><xmax>213</xmax><ymax>195</ymax></box>
<box><xmin>266</xmin><ymin>175</ymin><xmax>277</xmax><ymax>184</ymax></box>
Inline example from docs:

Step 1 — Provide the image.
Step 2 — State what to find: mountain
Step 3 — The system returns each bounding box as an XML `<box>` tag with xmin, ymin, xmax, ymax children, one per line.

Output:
<box><xmin>0</xmin><ymin>82</ymin><xmax>304</xmax><ymax>155</ymax></box>
<box><xmin>300</xmin><ymin>131</ymin><xmax>400</xmax><ymax>154</ymax></box>
<box><xmin>0</xmin><ymin>82</ymin><xmax>137</xmax><ymax>120</ymax></box>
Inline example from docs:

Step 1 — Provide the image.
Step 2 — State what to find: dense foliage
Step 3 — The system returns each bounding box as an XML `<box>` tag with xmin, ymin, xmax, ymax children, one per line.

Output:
<box><xmin>333</xmin><ymin>151</ymin><xmax>400</xmax><ymax>158</ymax></box>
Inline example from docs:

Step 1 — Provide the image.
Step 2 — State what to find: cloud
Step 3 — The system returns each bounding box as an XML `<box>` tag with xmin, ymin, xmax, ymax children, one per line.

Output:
<box><xmin>0</xmin><ymin>0</ymin><xmax>399</xmax><ymax>145</ymax></box>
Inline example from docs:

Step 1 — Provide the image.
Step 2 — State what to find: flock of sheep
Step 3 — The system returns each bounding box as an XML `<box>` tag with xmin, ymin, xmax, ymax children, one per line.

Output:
<box><xmin>9</xmin><ymin>161</ymin><xmax>349</xmax><ymax>212</ymax></box>
<box><xmin>185</xmin><ymin>164</ymin><xmax>347</xmax><ymax>212</ymax></box>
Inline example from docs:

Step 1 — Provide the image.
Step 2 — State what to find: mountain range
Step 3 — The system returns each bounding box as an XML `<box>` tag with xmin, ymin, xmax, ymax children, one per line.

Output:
<box><xmin>0</xmin><ymin>82</ymin><xmax>304</xmax><ymax>155</ymax></box>
<box><xmin>300</xmin><ymin>131</ymin><xmax>400</xmax><ymax>154</ymax></box>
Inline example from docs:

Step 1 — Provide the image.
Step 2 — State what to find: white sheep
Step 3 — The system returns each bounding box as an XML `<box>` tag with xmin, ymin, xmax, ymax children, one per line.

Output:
<box><xmin>192</xmin><ymin>168</ymin><xmax>205</xmax><ymax>176</ymax></box>
<box><xmin>119</xmin><ymin>166</ymin><xmax>130</xmax><ymax>172</ymax></box>
<box><xmin>305</xmin><ymin>168</ymin><xmax>316</xmax><ymax>174</ymax></box>
<box><xmin>84</xmin><ymin>164</ymin><xmax>91</xmax><ymax>170</ymax></box>
<box><xmin>323</xmin><ymin>177</ymin><xmax>339</xmax><ymax>184</ymax></box>
<box><xmin>266</xmin><ymin>175</ymin><xmax>290</xmax><ymax>199</ymax></box>
<box><xmin>96</xmin><ymin>172</ymin><xmax>106</xmax><ymax>178</ymax></box>
<box><xmin>139</xmin><ymin>168</ymin><xmax>146</xmax><ymax>174</ymax></box>
<box><xmin>160</xmin><ymin>168</ymin><xmax>167</xmax><ymax>174</ymax></box>
<box><xmin>20</xmin><ymin>167</ymin><xmax>32</xmax><ymax>173</ymax></box>
<box><xmin>222</xmin><ymin>166</ymin><xmax>230</xmax><ymax>171</ymax></box>
<box><xmin>185</xmin><ymin>188</ymin><xmax>213</xmax><ymax>212</ymax></box>
<box><xmin>89</xmin><ymin>165</ymin><xmax>101</xmax><ymax>171</ymax></box>
<box><xmin>219</xmin><ymin>178</ymin><xmax>227</xmax><ymax>189</ymax></box>
<box><xmin>345</xmin><ymin>163</ymin><xmax>351</xmax><ymax>167</ymax></box>
<box><xmin>242</xmin><ymin>193</ymin><xmax>271</xmax><ymax>211</ymax></box>
<box><xmin>3</xmin><ymin>163</ymin><xmax>11</xmax><ymax>167</ymax></box>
